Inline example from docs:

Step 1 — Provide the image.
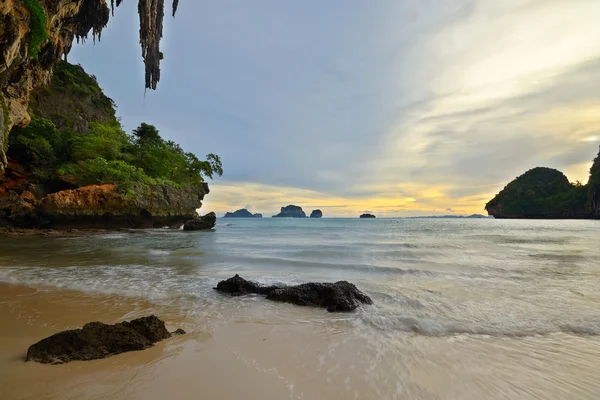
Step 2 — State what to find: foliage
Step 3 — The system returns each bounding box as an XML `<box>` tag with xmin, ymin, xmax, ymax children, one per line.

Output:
<box><xmin>23</xmin><ymin>0</ymin><xmax>48</xmax><ymax>60</ymax></box>
<box><xmin>587</xmin><ymin>146</ymin><xmax>600</xmax><ymax>211</ymax></box>
<box><xmin>8</xmin><ymin>61</ymin><xmax>222</xmax><ymax>192</ymax></box>
<box><xmin>8</xmin><ymin>116</ymin><xmax>59</xmax><ymax>169</ymax></box>
<box><xmin>58</xmin><ymin>158</ymin><xmax>153</xmax><ymax>187</ymax></box>
<box><xmin>51</xmin><ymin>61</ymin><xmax>115</xmax><ymax>112</ymax></box>
<box><xmin>1</xmin><ymin>93</ymin><xmax>9</xmax><ymax>152</ymax></box>
<box><xmin>9</xmin><ymin>116</ymin><xmax>222</xmax><ymax>191</ymax></box>
<box><xmin>128</xmin><ymin>123</ymin><xmax>223</xmax><ymax>184</ymax></box>
<box><xmin>485</xmin><ymin>167</ymin><xmax>589</xmax><ymax>217</ymax></box>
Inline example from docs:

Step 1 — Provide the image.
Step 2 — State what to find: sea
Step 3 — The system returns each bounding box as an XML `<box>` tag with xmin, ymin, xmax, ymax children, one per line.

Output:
<box><xmin>1</xmin><ymin>217</ymin><xmax>599</xmax><ymax>399</ymax></box>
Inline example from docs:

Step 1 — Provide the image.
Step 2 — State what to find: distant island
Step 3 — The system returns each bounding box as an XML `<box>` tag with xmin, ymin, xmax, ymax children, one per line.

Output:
<box><xmin>310</xmin><ymin>209</ymin><xmax>323</xmax><ymax>218</ymax></box>
<box><xmin>273</xmin><ymin>205</ymin><xmax>306</xmax><ymax>218</ymax></box>
<box><xmin>359</xmin><ymin>213</ymin><xmax>376</xmax><ymax>219</ymax></box>
<box><xmin>485</xmin><ymin>147</ymin><xmax>599</xmax><ymax>219</ymax></box>
<box><xmin>223</xmin><ymin>209</ymin><xmax>262</xmax><ymax>218</ymax></box>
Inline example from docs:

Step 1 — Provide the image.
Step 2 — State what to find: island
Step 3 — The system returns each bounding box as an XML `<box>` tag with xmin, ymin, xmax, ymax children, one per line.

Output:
<box><xmin>223</xmin><ymin>209</ymin><xmax>262</xmax><ymax>218</ymax></box>
<box><xmin>359</xmin><ymin>213</ymin><xmax>376</xmax><ymax>219</ymax></box>
<box><xmin>310</xmin><ymin>209</ymin><xmax>323</xmax><ymax>218</ymax></box>
<box><xmin>272</xmin><ymin>205</ymin><xmax>307</xmax><ymax>218</ymax></box>
<box><xmin>485</xmin><ymin>148</ymin><xmax>600</xmax><ymax>219</ymax></box>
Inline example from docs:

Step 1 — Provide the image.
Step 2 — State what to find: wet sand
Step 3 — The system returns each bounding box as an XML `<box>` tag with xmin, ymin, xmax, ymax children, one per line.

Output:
<box><xmin>0</xmin><ymin>283</ymin><xmax>295</xmax><ymax>400</ymax></box>
<box><xmin>2</xmin><ymin>282</ymin><xmax>600</xmax><ymax>399</ymax></box>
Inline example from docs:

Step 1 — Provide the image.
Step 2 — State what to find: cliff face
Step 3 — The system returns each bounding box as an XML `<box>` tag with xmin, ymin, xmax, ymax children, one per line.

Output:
<box><xmin>588</xmin><ymin>147</ymin><xmax>600</xmax><ymax>218</ymax></box>
<box><xmin>1</xmin><ymin>57</ymin><xmax>210</xmax><ymax>229</ymax></box>
<box><xmin>0</xmin><ymin>0</ymin><xmax>182</xmax><ymax>172</ymax></box>
<box><xmin>2</xmin><ymin>182</ymin><xmax>208</xmax><ymax>228</ymax></box>
<box><xmin>0</xmin><ymin>0</ymin><xmax>110</xmax><ymax>171</ymax></box>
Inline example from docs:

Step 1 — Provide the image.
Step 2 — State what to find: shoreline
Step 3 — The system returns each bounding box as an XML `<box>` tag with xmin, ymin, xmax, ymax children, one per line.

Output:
<box><xmin>2</xmin><ymin>278</ymin><xmax>600</xmax><ymax>399</ymax></box>
<box><xmin>0</xmin><ymin>282</ymin><xmax>296</xmax><ymax>400</ymax></box>
<box><xmin>0</xmin><ymin>227</ymin><xmax>181</xmax><ymax>238</ymax></box>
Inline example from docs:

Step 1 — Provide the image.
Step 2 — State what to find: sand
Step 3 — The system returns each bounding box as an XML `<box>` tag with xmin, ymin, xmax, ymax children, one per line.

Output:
<box><xmin>0</xmin><ymin>283</ymin><xmax>296</xmax><ymax>400</ymax></box>
<box><xmin>2</xmin><ymin>282</ymin><xmax>600</xmax><ymax>400</ymax></box>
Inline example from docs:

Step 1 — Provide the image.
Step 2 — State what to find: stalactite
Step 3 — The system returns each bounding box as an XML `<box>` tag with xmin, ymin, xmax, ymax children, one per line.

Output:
<box><xmin>97</xmin><ymin>0</ymin><xmax>182</xmax><ymax>89</ymax></box>
<box><xmin>137</xmin><ymin>0</ymin><xmax>163</xmax><ymax>90</ymax></box>
<box><xmin>74</xmin><ymin>0</ymin><xmax>110</xmax><ymax>44</ymax></box>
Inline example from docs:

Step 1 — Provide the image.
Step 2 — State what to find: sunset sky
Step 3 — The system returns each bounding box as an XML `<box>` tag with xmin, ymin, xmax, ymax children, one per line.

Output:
<box><xmin>71</xmin><ymin>0</ymin><xmax>600</xmax><ymax>217</ymax></box>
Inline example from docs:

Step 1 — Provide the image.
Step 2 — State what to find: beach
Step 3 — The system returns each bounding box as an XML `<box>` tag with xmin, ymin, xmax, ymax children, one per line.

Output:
<box><xmin>1</xmin><ymin>218</ymin><xmax>600</xmax><ymax>399</ymax></box>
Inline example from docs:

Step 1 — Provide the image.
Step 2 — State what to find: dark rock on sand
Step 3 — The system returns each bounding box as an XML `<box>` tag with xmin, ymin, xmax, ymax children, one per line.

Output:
<box><xmin>215</xmin><ymin>274</ymin><xmax>372</xmax><ymax>312</ymax></box>
<box><xmin>310</xmin><ymin>209</ymin><xmax>323</xmax><ymax>218</ymax></box>
<box><xmin>26</xmin><ymin>315</ymin><xmax>181</xmax><ymax>364</ymax></box>
<box><xmin>359</xmin><ymin>213</ymin><xmax>376</xmax><ymax>218</ymax></box>
<box><xmin>214</xmin><ymin>274</ymin><xmax>274</xmax><ymax>296</ymax></box>
<box><xmin>272</xmin><ymin>205</ymin><xmax>306</xmax><ymax>218</ymax></box>
<box><xmin>183</xmin><ymin>212</ymin><xmax>216</xmax><ymax>230</ymax></box>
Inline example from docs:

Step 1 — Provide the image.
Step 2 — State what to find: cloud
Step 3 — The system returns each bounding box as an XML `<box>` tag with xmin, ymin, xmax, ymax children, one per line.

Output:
<box><xmin>69</xmin><ymin>0</ymin><xmax>600</xmax><ymax>216</ymax></box>
<box><xmin>445</xmin><ymin>208</ymin><xmax>455</xmax><ymax>213</ymax></box>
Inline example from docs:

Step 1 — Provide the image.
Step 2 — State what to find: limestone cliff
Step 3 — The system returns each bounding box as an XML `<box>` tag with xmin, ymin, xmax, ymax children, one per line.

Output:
<box><xmin>485</xmin><ymin>160</ymin><xmax>598</xmax><ymax>219</ymax></box>
<box><xmin>272</xmin><ymin>205</ymin><xmax>307</xmax><ymax>218</ymax></box>
<box><xmin>1</xmin><ymin>58</ymin><xmax>211</xmax><ymax>229</ymax></box>
<box><xmin>587</xmin><ymin>147</ymin><xmax>600</xmax><ymax>218</ymax></box>
<box><xmin>0</xmin><ymin>0</ymin><xmax>182</xmax><ymax>171</ymax></box>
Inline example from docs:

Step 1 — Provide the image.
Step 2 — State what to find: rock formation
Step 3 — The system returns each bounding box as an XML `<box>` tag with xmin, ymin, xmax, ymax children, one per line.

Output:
<box><xmin>215</xmin><ymin>274</ymin><xmax>373</xmax><ymax>312</ymax></box>
<box><xmin>309</xmin><ymin>209</ymin><xmax>323</xmax><ymax>218</ymax></box>
<box><xmin>272</xmin><ymin>205</ymin><xmax>306</xmax><ymax>218</ymax></box>
<box><xmin>0</xmin><ymin>61</ymin><xmax>212</xmax><ymax>229</ymax></box>
<box><xmin>485</xmin><ymin>167</ymin><xmax>589</xmax><ymax>219</ymax></box>
<box><xmin>223</xmin><ymin>208</ymin><xmax>262</xmax><ymax>218</ymax></box>
<box><xmin>0</xmin><ymin>0</ymin><xmax>183</xmax><ymax>172</ymax></box>
<box><xmin>26</xmin><ymin>315</ymin><xmax>184</xmax><ymax>364</ymax></box>
<box><xmin>1</xmin><ymin>181</ymin><xmax>208</xmax><ymax>228</ymax></box>
<box><xmin>360</xmin><ymin>213</ymin><xmax>376</xmax><ymax>218</ymax></box>
<box><xmin>588</xmin><ymin>147</ymin><xmax>600</xmax><ymax>218</ymax></box>
<box><xmin>183</xmin><ymin>212</ymin><xmax>216</xmax><ymax>231</ymax></box>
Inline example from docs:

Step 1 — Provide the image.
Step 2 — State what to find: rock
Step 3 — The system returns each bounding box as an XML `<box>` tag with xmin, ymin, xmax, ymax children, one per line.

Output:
<box><xmin>215</xmin><ymin>274</ymin><xmax>372</xmax><ymax>312</ymax></box>
<box><xmin>360</xmin><ymin>213</ymin><xmax>376</xmax><ymax>218</ymax></box>
<box><xmin>36</xmin><ymin>183</ymin><xmax>209</xmax><ymax>229</ymax></box>
<box><xmin>592</xmin><ymin>184</ymin><xmax>600</xmax><ymax>218</ymax></box>
<box><xmin>223</xmin><ymin>208</ymin><xmax>262</xmax><ymax>218</ymax></box>
<box><xmin>173</xmin><ymin>328</ymin><xmax>186</xmax><ymax>335</ymax></box>
<box><xmin>272</xmin><ymin>205</ymin><xmax>306</xmax><ymax>218</ymax></box>
<box><xmin>183</xmin><ymin>212</ymin><xmax>216</xmax><ymax>231</ymax></box>
<box><xmin>310</xmin><ymin>209</ymin><xmax>323</xmax><ymax>218</ymax></box>
<box><xmin>485</xmin><ymin>167</ymin><xmax>588</xmax><ymax>219</ymax></box>
<box><xmin>215</xmin><ymin>274</ymin><xmax>275</xmax><ymax>296</ymax></box>
<box><xmin>26</xmin><ymin>315</ymin><xmax>182</xmax><ymax>364</ymax></box>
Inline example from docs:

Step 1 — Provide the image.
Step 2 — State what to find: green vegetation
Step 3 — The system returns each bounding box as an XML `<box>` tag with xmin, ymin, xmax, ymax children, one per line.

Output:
<box><xmin>9</xmin><ymin>117</ymin><xmax>222</xmax><ymax>189</ymax></box>
<box><xmin>1</xmin><ymin>93</ymin><xmax>9</xmax><ymax>152</ymax></box>
<box><xmin>50</xmin><ymin>62</ymin><xmax>114</xmax><ymax>111</ymax></box>
<box><xmin>587</xmin><ymin>147</ymin><xmax>600</xmax><ymax>212</ymax></box>
<box><xmin>485</xmin><ymin>164</ymin><xmax>595</xmax><ymax>218</ymax></box>
<box><xmin>23</xmin><ymin>0</ymin><xmax>48</xmax><ymax>60</ymax></box>
<box><xmin>7</xmin><ymin>60</ymin><xmax>222</xmax><ymax>192</ymax></box>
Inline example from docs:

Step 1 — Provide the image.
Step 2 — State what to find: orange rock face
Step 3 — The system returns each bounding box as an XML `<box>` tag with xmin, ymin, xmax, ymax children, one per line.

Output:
<box><xmin>2</xmin><ymin>180</ymin><xmax>208</xmax><ymax>229</ymax></box>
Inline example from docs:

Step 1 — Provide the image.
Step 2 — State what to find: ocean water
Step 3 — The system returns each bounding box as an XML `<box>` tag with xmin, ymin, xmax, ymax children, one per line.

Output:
<box><xmin>1</xmin><ymin>218</ymin><xmax>600</xmax><ymax>399</ymax></box>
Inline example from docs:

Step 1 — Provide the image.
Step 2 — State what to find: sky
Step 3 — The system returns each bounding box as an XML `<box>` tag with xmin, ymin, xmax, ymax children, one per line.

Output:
<box><xmin>70</xmin><ymin>0</ymin><xmax>600</xmax><ymax>217</ymax></box>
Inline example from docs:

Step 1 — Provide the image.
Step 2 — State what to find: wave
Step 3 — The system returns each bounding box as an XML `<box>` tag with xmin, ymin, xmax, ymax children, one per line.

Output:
<box><xmin>356</xmin><ymin>309</ymin><xmax>600</xmax><ymax>338</ymax></box>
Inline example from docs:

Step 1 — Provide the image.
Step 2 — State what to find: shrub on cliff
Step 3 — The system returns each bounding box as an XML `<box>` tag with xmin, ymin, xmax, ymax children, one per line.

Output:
<box><xmin>485</xmin><ymin>167</ymin><xmax>589</xmax><ymax>218</ymax></box>
<box><xmin>587</xmin><ymin>146</ymin><xmax>600</xmax><ymax>212</ymax></box>
<box><xmin>9</xmin><ymin>117</ymin><xmax>222</xmax><ymax>190</ymax></box>
<box><xmin>8</xmin><ymin>60</ymin><xmax>222</xmax><ymax>191</ymax></box>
